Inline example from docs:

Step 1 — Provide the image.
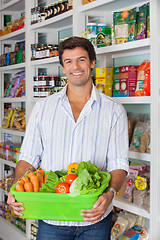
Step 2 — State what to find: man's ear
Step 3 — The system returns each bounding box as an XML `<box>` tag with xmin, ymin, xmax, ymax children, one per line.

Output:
<box><xmin>61</xmin><ymin>66</ymin><xmax>65</xmax><ymax>74</ymax></box>
<box><xmin>91</xmin><ymin>60</ymin><xmax>96</xmax><ymax>70</ymax></box>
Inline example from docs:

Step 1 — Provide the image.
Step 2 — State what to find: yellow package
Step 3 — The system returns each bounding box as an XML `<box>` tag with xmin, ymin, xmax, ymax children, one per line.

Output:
<box><xmin>2</xmin><ymin>109</ymin><xmax>14</xmax><ymax>128</ymax></box>
<box><xmin>82</xmin><ymin>0</ymin><xmax>96</xmax><ymax>5</ymax></box>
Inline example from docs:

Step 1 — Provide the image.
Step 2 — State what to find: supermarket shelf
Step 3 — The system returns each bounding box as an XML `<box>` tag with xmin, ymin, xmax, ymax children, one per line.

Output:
<box><xmin>113</xmin><ymin>96</ymin><xmax>151</xmax><ymax>104</ymax></box>
<box><xmin>128</xmin><ymin>151</ymin><xmax>150</xmax><ymax>162</ymax></box>
<box><xmin>0</xmin><ymin>158</ymin><xmax>16</xmax><ymax>168</ymax></box>
<box><xmin>30</xmin><ymin>56</ymin><xmax>59</xmax><ymax>66</ymax></box>
<box><xmin>0</xmin><ymin>63</ymin><xmax>25</xmax><ymax>72</ymax></box>
<box><xmin>30</xmin><ymin>10</ymin><xmax>73</xmax><ymax>30</ymax></box>
<box><xmin>0</xmin><ymin>0</ymin><xmax>24</xmax><ymax>11</ymax></box>
<box><xmin>0</xmin><ymin>97</ymin><xmax>26</xmax><ymax>103</ymax></box>
<box><xmin>0</xmin><ymin>188</ymin><xmax>8</xmax><ymax>196</ymax></box>
<box><xmin>96</xmin><ymin>38</ymin><xmax>150</xmax><ymax>55</ymax></box>
<box><xmin>0</xmin><ymin>216</ymin><xmax>27</xmax><ymax>240</ymax></box>
<box><xmin>0</xmin><ymin>28</ymin><xmax>25</xmax><ymax>41</ymax></box>
<box><xmin>113</xmin><ymin>198</ymin><xmax>150</xmax><ymax>219</ymax></box>
<box><xmin>0</xmin><ymin>128</ymin><xmax>25</xmax><ymax>137</ymax></box>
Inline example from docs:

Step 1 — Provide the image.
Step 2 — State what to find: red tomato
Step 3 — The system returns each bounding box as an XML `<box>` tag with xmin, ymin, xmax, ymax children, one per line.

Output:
<box><xmin>66</xmin><ymin>174</ymin><xmax>77</xmax><ymax>185</ymax></box>
<box><xmin>56</xmin><ymin>182</ymin><xmax>70</xmax><ymax>193</ymax></box>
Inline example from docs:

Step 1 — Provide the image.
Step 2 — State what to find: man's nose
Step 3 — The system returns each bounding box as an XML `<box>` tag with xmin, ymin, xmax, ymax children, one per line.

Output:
<box><xmin>73</xmin><ymin>60</ymin><xmax>80</xmax><ymax>69</ymax></box>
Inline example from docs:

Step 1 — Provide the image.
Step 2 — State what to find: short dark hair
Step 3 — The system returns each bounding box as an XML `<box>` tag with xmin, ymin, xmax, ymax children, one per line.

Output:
<box><xmin>58</xmin><ymin>36</ymin><xmax>96</xmax><ymax>67</ymax></box>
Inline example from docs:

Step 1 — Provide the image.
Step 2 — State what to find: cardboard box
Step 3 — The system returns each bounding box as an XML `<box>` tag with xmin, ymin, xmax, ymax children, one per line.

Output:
<box><xmin>113</xmin><ymin>67</ymin><xmax>120</xmax><ymax>97</ymax></box>
<box><xmin>96</xmin><ymin>67</ymin><xmax>113</xmax><ymax>95</ymax></box>
<box><xmin>119</xmin><ymin>66</ymin><xmax>137</xmax><ymax>97</ymax></box>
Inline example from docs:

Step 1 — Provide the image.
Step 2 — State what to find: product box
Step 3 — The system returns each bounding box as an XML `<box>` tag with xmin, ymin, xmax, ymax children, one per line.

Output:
<box><xmin>10</xmin><ymin>171</ymin><xmax>110</xmax><ymax>221</ymax></box>
<box><xmin>96</xmin><ymin>67</ymin><xmax>113</xmax><ymax>95</ymax></box>
<box><xmin>119</xmin><ymin>66</ymin><xmax>137</xmax><ymax>97</ymax></box>
<box><xmin>113</xmin><ymin>67</ymin><xmax>120</xmax><ymax>97</ymax></box>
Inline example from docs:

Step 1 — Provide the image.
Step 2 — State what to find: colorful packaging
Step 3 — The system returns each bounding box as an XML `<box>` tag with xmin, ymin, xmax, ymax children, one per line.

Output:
<box><xmin>147</xmin><ymin>3</ymin><xmax>150</xmax><ymax>38</ymax></box>
<box><xmin>113</xmin><ymin>67</ymin><xmax>120</xmax><ymax>97</ymax></box>
<box><xmin>96</xmin><ymin>67</ymin><xmax>113</xmax><ymax>95</ymax></box>
<box><xmin>119</xmin><ymin>66</ymin><xmax>138</xmax><ymax>97</ymax></box>
<box><xmin>137</xmin><ymin>4</ymin><xmax>147</xmax><ymax>40</ymax></box>
<box><xmin>113</xmin><ymin>10</ymin><xmax>130</xmax><ymax>44</ymax></box>
<box><xmin>82</xmin><ymin>0</ymin><xmax>96</xmax><ymax>5</ymax></box>
<box><xmin>87</xmin><ymin>23</ymin><xmax>97</xmax><ymax>41</ymax></box>
<box><xmin>134</xmin><ymin>61</ymin><xmax>150</xmax><ymax>96</ymax></box>
<box><xmin>128</xmin><ymin>7</ymin><xmax>137</xmax><ymax>41</ymax></box>
<box><xmin>97</xmin><ymin>24</ymin><xmax>107</xmax><ymax>48</ymax></box>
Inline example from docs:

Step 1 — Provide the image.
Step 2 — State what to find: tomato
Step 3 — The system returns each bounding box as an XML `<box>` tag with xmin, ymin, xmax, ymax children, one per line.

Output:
<box><xmin>66</xmin><ymin>174</ymin><xmax>77</xmax><ymax>185</ymax></box>
<box><xmin>56</xmin><ymin>182</ymin><xmax>70</xmax><ymax>193</ymax></box>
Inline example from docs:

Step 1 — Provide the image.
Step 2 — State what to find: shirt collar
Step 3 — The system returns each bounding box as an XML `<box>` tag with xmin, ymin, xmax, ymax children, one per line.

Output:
<box><xmin>59</xmin><ymin>83</ymin><xmax>100</xmax><ymax>105</ymax></box>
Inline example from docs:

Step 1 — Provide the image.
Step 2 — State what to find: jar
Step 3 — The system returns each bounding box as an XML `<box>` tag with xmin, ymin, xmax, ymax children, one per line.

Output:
<box><xmin>40</xmin><ymin>8</ymin><xmax>45</xmax><ymax>22</ymax></box>
<box><xmin>38</xmin><ymin>74</ymin><xmax>46</xmax><ymax>86</ymax></box>
<box><xmin>44</xmin><ymin>6</ymin><xmax>48</xmax><ymax>20</ymax></box>
<box><xmin>39</xmin><ymin>86</ymin><xmax>49</xmax><ymax>97</ymax></box>
<box><xmin>49</xmin><ymin>76</ymin><xmax>55</xmax><ymax>86</ymax></box>
<box><xmin>33</xmin><ymin>86</ymin><xmax>39</xmax><ymax>97</ymax></box>
<box><xmin>52</xmin><ymin>45</ymin><xmax>59</xmax><ymax>56</ymax></box>
<box><xmin>87</xmin><ymin>23</ymin><xmax>97</xmax><ymax>40</ymax></box>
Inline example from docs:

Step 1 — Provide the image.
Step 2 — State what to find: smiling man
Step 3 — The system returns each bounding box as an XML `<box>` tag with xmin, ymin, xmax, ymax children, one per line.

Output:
<box><xmin>7</xmin><ymin>37</ymin><xmax>129</xmax><ymax>240</ymax></box>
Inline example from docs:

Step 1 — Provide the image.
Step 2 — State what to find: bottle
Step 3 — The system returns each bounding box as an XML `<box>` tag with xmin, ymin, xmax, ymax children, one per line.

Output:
<box><xmin>40</xmin><ymin>8</ymin><xmax>45</xmax><ymax>22</ymax></box>
<box><xmin>45</xmin><ymin>6</ymin><xmax>48</xmax><ymax>20</ymax></box>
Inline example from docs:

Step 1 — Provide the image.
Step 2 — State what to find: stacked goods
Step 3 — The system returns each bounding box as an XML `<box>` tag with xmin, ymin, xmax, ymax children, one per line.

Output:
<box><xmin>95</xmin><ymin>67</ymin><xmax>113</xmax><ymax>97</ymax></box>
<box><xmin>31</xmin><ymin>0</ymin><xmax>72</xmax><ymax>25</ymax></box>
<box><xmin>112</xmin><ymin>61</ymin><xmax>150</xmax><ymax>97</ymax></box>
<box><xmin>33</xmin><ymin>74</ymin><xmax>67</xmax><ymax>98</ymax></box>
<box><xmin>4</xmin><ymin>71</ymin><xmax>25</xmax><ymax>98</ymax></box>
<box><xmin>0</xmin><ymin>16</ymin><xmax>25</xmax><ymax>37</ymax></box>
<box><xmin>2</xmin><ymin>108</ymin><xmax>26</xmax><ymax>131</ymax></box>
<box><xmin>0</xmin><ymin>41</ymin><xmax>25</xmax><ymax>67</ymax></box>
<box><xmin>112</xmin><ymin>3</ymin><xmax>150</xmax><ymax>44</ymax></box>
<box><xmin>87</xmin><ymin>22</ymin><xmax>111</xmax><ymax>47</ymax></box>
<box><xmin>31</xmin><ymin>43</ymin><xmax>58</xmax><ymax>61</ymax></box>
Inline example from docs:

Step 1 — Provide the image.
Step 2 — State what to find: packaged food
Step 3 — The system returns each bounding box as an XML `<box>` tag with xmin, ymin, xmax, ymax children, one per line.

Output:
<box><xmin>128</xmin><ymin>7</ymin><xmax>137</xmax><ymax>41</ymax></box>
<box><xmin>113</xmin><ymin>10</ymin><xmax>130</xmax><ymax>44</ymax></box>
<box><xmin>137</xmin><ymin>4</ymin><xmax>147</xmax><ymax>40</ymax></box>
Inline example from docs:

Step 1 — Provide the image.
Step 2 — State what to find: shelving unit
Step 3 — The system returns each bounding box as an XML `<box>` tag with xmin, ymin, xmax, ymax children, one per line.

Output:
<box><xmin>0</xmin><ymin>0</ymin><xmax>160</xmax><ymax>239</ymax></box>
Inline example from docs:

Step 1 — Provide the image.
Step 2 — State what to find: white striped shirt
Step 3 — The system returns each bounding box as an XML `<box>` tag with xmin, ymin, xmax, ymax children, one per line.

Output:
<box><xmin>19</xmin><ymin>84</ymin><xmax>129</xmax><ymax>226</ymax></box>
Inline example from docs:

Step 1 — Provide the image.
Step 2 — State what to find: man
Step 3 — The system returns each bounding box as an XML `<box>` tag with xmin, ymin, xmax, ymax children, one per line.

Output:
<box><xmin>7</xmin><ymin>36</ymin><xmax>129</xmax><ymax>240</ymax></box>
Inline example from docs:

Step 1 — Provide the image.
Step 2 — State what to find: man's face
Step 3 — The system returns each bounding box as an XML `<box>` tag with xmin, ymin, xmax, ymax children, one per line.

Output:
<box><xmin>61</xmin><ymin>47</ymin><xmax>95</xmax><ymax>87</ymax></box>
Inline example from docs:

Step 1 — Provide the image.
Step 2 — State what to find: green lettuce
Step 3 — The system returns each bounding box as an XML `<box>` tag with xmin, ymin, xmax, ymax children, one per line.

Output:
<box><xmin>69</xmin><ymin>161</ymin><xmax>108</xmax><ymax>197</ymax></box>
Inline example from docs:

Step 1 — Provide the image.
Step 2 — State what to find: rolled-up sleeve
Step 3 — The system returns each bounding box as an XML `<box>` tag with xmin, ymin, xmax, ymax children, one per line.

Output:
<box><xmin>18</xmin><ymin>101</ymin><xmax>43</xmax><ymax>169</ymax></box>
<box><xmin>107</xmin><ymin>104</ymin><xmax>129</xmax><ymax>175</ymax></box>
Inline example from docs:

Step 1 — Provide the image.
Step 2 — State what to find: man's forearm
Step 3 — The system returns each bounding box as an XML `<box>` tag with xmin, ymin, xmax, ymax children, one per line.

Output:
<box><xmin>109</xmin><ymin>169</ymin><xmax>127</xmax><ymax>193</ymax></box>
<box><xmin>13</xmin><ymin>160</ymin><xmax>36</xmax><ymax>185</ymax></box>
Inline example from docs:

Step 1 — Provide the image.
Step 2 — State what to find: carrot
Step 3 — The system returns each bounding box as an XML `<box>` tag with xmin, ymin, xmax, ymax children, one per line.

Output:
<box><xmin>37</xmin><ymin>172</ymin><xmax>43</xmax><ymax>188</ymax></box>
<box><xmin>30</xmin><ymin>174</ymin><xmax>39</xmax><ymax>192</ymax></box>
<box><xmin>28</xmin><ymin>172</ymin><xmax>35</xmax><ymax>179</ymax></box>
<box><xmin>21</xmin><ymin>176</ymin><xmax>29</xmax><ymax>183</ymax></box>
<box><xmin>44</xmin><ymin>173</ymin><xmax>48</xmax><ymax>183</ymax></box>
<box><xmin>16</xmin><ymin>183</ymin><xmax>24</xmax><ymax>192</ymax></box>
<box><xmin>24</xmin><ymin>181</ymin><xmax>34</xmax><ymax>192</ymax></box>
<box><xmin>17</xmin><ymin>178</ymin><xmax>25</xmax><ymax>186</ymax></box>
<box><xmin>36</xmin><ymin>168</ymin><xmax>44</xmax><ymax>176</ymax></box>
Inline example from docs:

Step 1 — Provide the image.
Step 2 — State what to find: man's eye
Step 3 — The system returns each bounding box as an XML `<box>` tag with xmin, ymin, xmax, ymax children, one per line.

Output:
<box><xmin>80</xmin><ymin>58</ymin><xmax>85</xmax><ymax>62</ymax></box>
<box><xmin>65</xmin><ymin>60</ymin><xmax>71</xmax><ymax>64</ymax></box>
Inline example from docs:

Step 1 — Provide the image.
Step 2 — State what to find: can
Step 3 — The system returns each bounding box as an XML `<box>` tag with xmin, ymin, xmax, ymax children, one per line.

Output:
<box><xmin>87</xmin><ymin>23</ymin><xmax>97</xmax><ymax>40</ymax></box>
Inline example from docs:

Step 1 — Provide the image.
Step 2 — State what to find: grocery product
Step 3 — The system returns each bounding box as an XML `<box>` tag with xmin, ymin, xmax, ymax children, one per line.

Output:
<box><xmin>96</xmin><ymin>67</ymin><xmax>113</xmax><ymax>96</ymax></box>
<box><xmin>134</xmin><ymin>61</ymin><xmax>150</xmax><ymax>96</ymax></box>
<box><xmin>119</xmin><ymin>65</ymin><xmax>138</xmax><ymax>97</ymax></box>
<box><xmin>87</xmin><ymin>23</ymin><xmax>97</xmax><ymax>41</ymax></box>
<box><xmin>137</xmin><ymin>4</ymin><xmax>147</xmax><ymax>40</ymax></box>
<box><xmin>113</xmin><ymin>67</ymin><xmax>120</xmax><ymax>97</ymax></box>
<box><xmin>128</xmin><ymin>7</ymin><xmax>137</xmax><ymax>41</ymax></box>
<box><xmin>113</xmin><ymin>10</ymin><xmax>130</xmax><ymax>44</ymax></box>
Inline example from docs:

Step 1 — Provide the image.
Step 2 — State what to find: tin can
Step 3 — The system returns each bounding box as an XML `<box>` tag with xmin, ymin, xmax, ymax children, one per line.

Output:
<box><xmin>87</xmin><ymin>23</ymin><xmax>97</xmax><ymax>40</ymax></box>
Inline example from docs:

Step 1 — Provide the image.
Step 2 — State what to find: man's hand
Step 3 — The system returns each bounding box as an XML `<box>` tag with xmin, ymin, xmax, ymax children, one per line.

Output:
<box><xmin>7</xmin><ymin>192</ymin><xmax>24</xmax><ymax>217</ymax></box>
<box><xmin>81</xmin><ymin>191</ymin><xmax>114</xmax><ymax>223</ymax></box>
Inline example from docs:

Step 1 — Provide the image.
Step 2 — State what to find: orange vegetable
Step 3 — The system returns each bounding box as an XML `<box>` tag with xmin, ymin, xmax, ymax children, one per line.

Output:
<box><xmin>36</xmin><ymin>168</ymin><xmax>44</xmax><ymax>176</ymax></box>
<box><xmin>24</xmin><ymin>181</ymin><xmax>34</xmax><ymax>192</ymax></box>
<box><xmin>21</xmin><ymin>176</ymin><xmax>29</xmax><ymax>183</ymax></box>
<box><xmin>28</xmin><ymin>172</ymin><xmax>35</xmax><ymax>179</ymax></box>
<box><xmin>44</xmin><ymin>173</ymin><xmax>48</xmax><ymax>183</ymax></box>
<box><xmin>16</xmin><ymin>183</ymin><xmax>24</xmax><ymax>192</ymax></box>
<box><xmin>67</xmin><ymin>162</ymin><xmax>79</xmax><ymax>174</ymax></box>
<box><xmin>17</xmin><ymin>178</ymin><xmax>25</xmax><ymax>186</ymax></box>
<box><xmin>30</xmin><ymin>174</ymin><xmax>39</xmax><ymax>192</ymax></box>
<box><xmin>37</xmin><ymin>171</ymin><xmax>44</xmax><ymax>188</ymax></box>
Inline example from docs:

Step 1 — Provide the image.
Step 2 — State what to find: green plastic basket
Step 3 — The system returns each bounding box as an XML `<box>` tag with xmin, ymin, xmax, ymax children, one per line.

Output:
<box><xmin>10</xmin><ymin>171</ymin><xmax>111</xmax><ymax>221</ymax></box>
